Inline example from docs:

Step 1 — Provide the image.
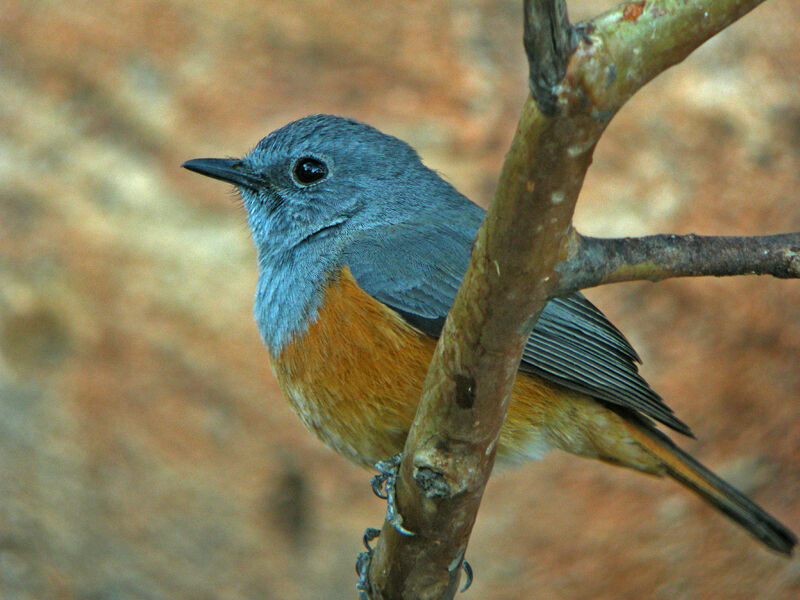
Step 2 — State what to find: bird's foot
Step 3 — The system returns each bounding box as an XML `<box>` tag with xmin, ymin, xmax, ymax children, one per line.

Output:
<box><xmin>365</xmin><ymin>454</ymin><xmax>474</xmax><ymax>594</ymax></box>
<box><xmin>355</xmin><ymin>527</ymin><xmax>473</xmax><ymax>596</ymax></box>
<box><xmin>355</xmin><ymin>527</ymin><xmax>381</xmax><ymax>599</ymax></box>
<box><xmin>370</xmin><ymin>453</ymin><xmax>414</xmax><ymax>536</ymax></box>
<box><xmin>460</xmin><ymin>559</ymin><xmax>473</xmax><ymax>592</ymax></box>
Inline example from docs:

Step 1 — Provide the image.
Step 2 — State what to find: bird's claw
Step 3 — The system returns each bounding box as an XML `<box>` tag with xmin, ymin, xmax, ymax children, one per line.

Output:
<box><xmin>356</xmin><ymin>527</ymin><xmax>473</xmax><ymax>596</ymax></box>
<box><xmin>370</xmin><ymin>468</ymin><xmax>388</xmax><ymax>499</ymax></box>
<box><xmin>360</xmin><ymin>455</ymin><xmax>474</xmax><ymax>595</ymax></box>
<box><xmin>371</xmin><ymin>453</ymin><xmax>414</xmax><ymax>536</ymax></box>
<box><xmin>355</xmin><ymin>527</ymin><xmax>381</xmax><ymax>599</ymax></box>
<box><xmin>460</xmin><ymin>559</ymin><xmax>473</xmax><ymax>592</ymax></box>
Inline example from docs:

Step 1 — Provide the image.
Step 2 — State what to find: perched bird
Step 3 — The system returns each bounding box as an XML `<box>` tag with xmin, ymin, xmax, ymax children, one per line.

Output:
<box><xmin>183</xmin><ymin>114</ymin><xmax>796</xmax><ymax>554</ymax></box>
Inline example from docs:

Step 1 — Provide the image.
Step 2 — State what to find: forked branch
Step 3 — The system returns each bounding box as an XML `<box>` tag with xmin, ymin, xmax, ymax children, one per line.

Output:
<box><xmin>364</xmin><ymin>1</ymin><xmax>796</xmax><ymax>598</ymax></box>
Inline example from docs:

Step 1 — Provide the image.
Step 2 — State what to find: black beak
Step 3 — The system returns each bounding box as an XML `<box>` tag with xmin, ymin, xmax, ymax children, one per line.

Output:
<box><xmin>181</xmin><ymin>158</ymin><xmax>264</xmax><ymax>189</ymax></box>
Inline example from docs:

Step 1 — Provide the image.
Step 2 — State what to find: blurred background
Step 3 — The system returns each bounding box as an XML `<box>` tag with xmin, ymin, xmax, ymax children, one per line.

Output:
<box><xmin>2</xmin><ymin>1</ymin><xmax>800</xmax><ymax>598</ymax></box>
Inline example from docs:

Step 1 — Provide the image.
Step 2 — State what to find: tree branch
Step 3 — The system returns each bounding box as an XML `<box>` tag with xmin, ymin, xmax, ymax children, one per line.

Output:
<box><xmin>364</xmin><ymin>1</ymin><xmax>784</xmax><ymax>598</ymax></box>
<box><xmin>524</xmin><ymin>0</ymin><xmax>573</xmax><ymax>116</ymax></box>
<box><xmin>573</xmin><ymin>0</ymin><xmax>769</xmax><ymax>116</ymax></box>
<box><xmin>555</xmin><ymin>232</ymin><xmax>800</xmax><ymax>294</ymax></box>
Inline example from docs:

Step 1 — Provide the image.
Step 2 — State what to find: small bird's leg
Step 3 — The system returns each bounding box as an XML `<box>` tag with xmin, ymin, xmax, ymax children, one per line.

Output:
<box><xmin>370</xmin><ymin>453</ymin><xmax>414</xmax><ymax>536</ymax></box>
<box><xmin>356</xmin><ymin>523</ymin><xmax>474</xmax><ymax>597</ymax></box>
<box><xmin>355</xmin><ymin>527</ymin><xmax>381</xmax><ymax>599</ymax></box>
<box><xmin>364</xmin><ymin>456</ymin><xmax>475</xmax><ymax>594</ymax></box>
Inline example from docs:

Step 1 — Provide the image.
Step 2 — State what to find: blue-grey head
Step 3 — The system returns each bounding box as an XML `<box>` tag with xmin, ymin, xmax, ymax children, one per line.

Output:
<box><xmin>182</xmin><ymin>114</ymin><xmax>480</xmax><ymax>353</ymax></box>
<box><xmin>184</xmin><ymin>114</ymin><xmax>462</xmax><ymax>255</ymax></box>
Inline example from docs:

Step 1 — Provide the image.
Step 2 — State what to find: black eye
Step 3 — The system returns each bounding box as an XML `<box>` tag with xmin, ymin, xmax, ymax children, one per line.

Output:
<box><xmin>292</xmin><ymin>156</ymin><xmax>328</xmax><ymax>186</ymax></box>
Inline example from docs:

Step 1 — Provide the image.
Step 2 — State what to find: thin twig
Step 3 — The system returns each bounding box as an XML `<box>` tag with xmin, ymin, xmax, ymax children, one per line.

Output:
<box><xmin>555</xmin><ymin>232</ymin><xmax>800</xmax><ymax>295</ymax></box>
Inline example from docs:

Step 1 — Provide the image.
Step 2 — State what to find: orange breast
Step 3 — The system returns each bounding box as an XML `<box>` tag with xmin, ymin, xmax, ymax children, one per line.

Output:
<box><xmin>270</xmin><ymin>266</ymin><xmax>604</xmax><ymax>468</ymax></box>
<box><xmin>272</xmin><ymin>267</ymin><xmax>436</xmax><ymax>466</ymax></box>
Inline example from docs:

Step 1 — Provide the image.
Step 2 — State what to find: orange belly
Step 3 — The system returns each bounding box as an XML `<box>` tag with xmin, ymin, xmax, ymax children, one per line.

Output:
<box><xmin>271</xmin><ymin>266</ymin><xmax>659</xmax><ymax>471</ymax></box>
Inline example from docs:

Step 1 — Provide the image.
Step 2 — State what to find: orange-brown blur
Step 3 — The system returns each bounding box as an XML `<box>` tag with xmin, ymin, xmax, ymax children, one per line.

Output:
<box><xmin>2</xmin><ymin>1</ymin><xmax>800</xmax><ymax>599</ymax></box>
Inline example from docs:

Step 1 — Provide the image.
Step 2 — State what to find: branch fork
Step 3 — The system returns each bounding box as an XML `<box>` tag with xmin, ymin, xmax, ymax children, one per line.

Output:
<box><xmin>363</xmin><ymin>1</ymin><xmax>799</xmax><ymax>598</ymax></box>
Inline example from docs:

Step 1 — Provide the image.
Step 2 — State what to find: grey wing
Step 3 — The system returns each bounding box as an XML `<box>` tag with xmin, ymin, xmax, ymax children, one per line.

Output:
<box><xmin>344</xmin><ymin>221</ymin><xmax>692</xmax><ymax>437</ymax></box>
<box><xmin>520</xmin><ymin>294</ymin><xmax>692</xmax><ymax>436</ymax></box>
<box><xmin>344</xmin><ymin>221</ymin><xmax>471</xmax><ymax>332</ymax></box>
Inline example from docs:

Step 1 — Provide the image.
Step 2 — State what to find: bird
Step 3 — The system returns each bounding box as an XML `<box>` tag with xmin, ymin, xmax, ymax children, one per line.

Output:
<box><xmin>183</xmin><ymin>113</ymin><xmax>796</xmax><ymax>554</ymax></box>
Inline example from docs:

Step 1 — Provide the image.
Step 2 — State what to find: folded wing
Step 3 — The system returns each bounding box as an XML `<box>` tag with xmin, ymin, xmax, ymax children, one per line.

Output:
<box><xmin>344</xmin><ymin>215</ymin><xmax>692</xmax><ymax>437</ymax></box>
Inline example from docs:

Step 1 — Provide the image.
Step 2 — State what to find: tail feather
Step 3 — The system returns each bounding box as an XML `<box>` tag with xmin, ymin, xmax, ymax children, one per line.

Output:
<box><xmin>626</xmin><ymin>421</ymin><xmax>797</xmax><ymax>555</ymax></box>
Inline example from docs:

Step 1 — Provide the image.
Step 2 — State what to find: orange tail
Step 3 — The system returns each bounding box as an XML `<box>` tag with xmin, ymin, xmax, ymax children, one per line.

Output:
<box><xmin>624</xmin><ymin>421</ymin><xmax>796</xmax><ymax>554</ymax></box>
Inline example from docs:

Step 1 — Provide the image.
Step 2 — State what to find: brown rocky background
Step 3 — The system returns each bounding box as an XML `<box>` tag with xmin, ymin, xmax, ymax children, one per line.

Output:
<box><xmin>1</xmin><ymin>1</ymin><xmax>799</xmax><ymax>598</ymax></box>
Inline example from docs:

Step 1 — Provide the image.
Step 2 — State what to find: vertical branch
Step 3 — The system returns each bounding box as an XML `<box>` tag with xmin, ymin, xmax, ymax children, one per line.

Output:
<box><xmin>364</xmin><ymin>1</ymin><xmax>773</xmax><ymax>598</ymax></box>
<box><xmin>524</xmin><ymin>0</ymin><xmax>573</xmax><ymax>116</ymax></box>
<box><xmin>366</xmin><ymin>3</ymin><xmax>586</xmax><ymax>598</ymax></box>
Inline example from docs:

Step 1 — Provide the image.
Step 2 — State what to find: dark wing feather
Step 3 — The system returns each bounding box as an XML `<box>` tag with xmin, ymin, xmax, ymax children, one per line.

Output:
<box><xmin>521</xmin><ymin>295</ymin><xmax>692</xmax><ymax>436</ymax></box>
<box><xmin>345</xmin><ymin>219</ymin><xmax>692</xmax><ymax>437</ymax></box>
<box><xmin>345</xmin><ymin>221</ymin><xmax>470</xmax><ymax>321</ymax></box>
